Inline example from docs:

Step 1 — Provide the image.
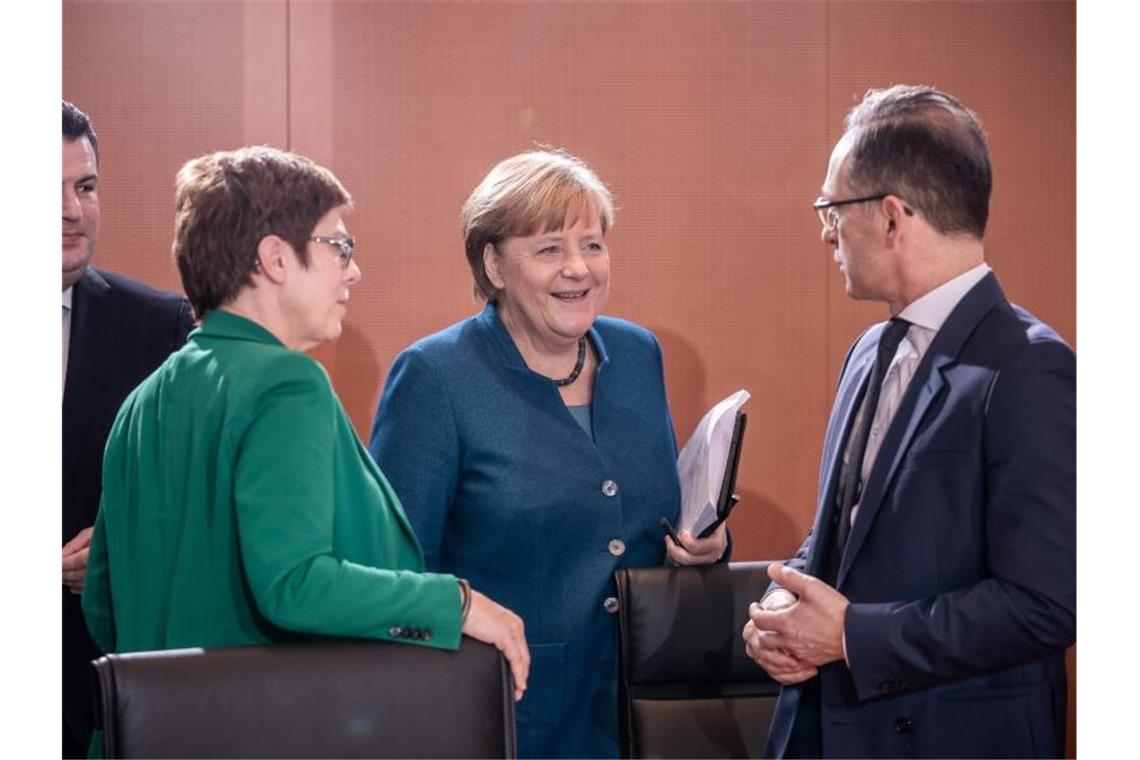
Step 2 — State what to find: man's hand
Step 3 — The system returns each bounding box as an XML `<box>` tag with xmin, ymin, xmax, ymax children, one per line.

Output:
<box><xmin>62</xmin><ymin>526</ymin><xmax>93</xmax><ymax>595</ymax></box>
<box><xmin>665</xmin><ymin>523</ymin><xmax>728</xmax><ymax>565</ymax></box>
<box><xmin>462</xmin><ymin>588</ymin><xmax>530</xmax><ymax>702</ymax></box>
<box><xmin>742</xmin><ymin>587</ymin><xmax>819</xmax><ymax>684</ymax></box>
<box><xmin>746</xmin><ymin>563</ymin><xmax>849</xmax><ymax>671</ymax></box>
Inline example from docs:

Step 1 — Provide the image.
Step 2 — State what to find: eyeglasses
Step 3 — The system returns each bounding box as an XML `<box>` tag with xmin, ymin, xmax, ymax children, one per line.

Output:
<box><xmin>812</xmin><ymin>194</ymin><xmax>915</xmax><ymax>232</ymax></box>
<box><xmin>310</xmin><ymin>235</ymin><xmax>356</xmax><ymax>268</ymax></box>
<box><xmin>812</xmin><ymin>194</ymin><xmax>888</xmax><ymax>232</ymax></box>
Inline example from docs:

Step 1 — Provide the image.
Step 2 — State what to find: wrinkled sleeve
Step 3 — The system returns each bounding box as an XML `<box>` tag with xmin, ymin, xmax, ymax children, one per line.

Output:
<box><xmin>235</xmin><ymin>355</ymin><xmax>462</xmax><ymax>649</ymax></box>
<box><xmin>81</xmin><ymin>504</ymin><xmax>115</xmax><ymax>654</ymax></box>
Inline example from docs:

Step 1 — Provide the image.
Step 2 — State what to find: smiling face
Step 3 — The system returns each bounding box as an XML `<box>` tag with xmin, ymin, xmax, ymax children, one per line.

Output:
<box><xmin>280</xmin><ymin>205</ymin><xmax>361</xmax><ymax>351</ymax></box>
<box><xmin>62</xmin><ymin>136</ymin><xmax>100</xmax><ymax>291</ymax></box>
<box><xmin>484</xmin><ymin>204</ymin><xmax>610</xmax><ymax>354</ymax></box>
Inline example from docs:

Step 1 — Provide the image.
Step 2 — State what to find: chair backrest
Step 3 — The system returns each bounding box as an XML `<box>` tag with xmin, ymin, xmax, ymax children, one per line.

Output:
<box><xmin>615</xmin><ymin>561</ymin><xmax>781</xmax><ymax>758</ymax></box>
<box><xmin>92</xmin><ymin>638</ymin><xmax>516</xmax><ymax>759</ymax></box>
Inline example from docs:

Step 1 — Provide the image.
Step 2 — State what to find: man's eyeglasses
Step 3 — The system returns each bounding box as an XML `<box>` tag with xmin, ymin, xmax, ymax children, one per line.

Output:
<box><xmin>310</xmin><ymin>235</ymin><xmax>356</xmax><ymax>268</ymax></box>
<box><xmin>812</xmin><ymin>194</ymin><xmax>914</xmax><ymax>232</ymax></box>
<box><xmin>812</xmin><ymin>194</ymin><xmax>887</xmax><ymax>232</ymax></box>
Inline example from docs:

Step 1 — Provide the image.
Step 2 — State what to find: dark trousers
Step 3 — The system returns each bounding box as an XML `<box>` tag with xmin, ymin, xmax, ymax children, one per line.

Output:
<box><xmin>784</xmin><ymin>677</ymin><xmax>823</xmax><ymax>758</ymax></box>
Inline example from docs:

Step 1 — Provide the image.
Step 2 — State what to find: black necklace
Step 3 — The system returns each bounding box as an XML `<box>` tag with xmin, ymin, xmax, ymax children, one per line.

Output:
<box><xmin>553</xmin><ymin>337</ymin><xmax>587</xmax><ymax>387</ymax></box>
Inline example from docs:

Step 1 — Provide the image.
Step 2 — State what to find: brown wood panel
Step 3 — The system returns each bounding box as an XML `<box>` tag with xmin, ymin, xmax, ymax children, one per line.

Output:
<box><xmin>63</xmin><ymin>0</ymin><xmax>289</xmax><ymax>295</ymax></box>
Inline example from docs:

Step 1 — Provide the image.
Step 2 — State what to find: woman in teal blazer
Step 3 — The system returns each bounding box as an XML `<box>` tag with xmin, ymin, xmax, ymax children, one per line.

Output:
<box><xmin>82</xmin><ymin>147</ymin><xmax>528</xmax><ymax>703</ymax></box>
<box><xmin>370</xmin><ymin>150</ymin><xmax>726</xmax><ymax>758</ymax></box>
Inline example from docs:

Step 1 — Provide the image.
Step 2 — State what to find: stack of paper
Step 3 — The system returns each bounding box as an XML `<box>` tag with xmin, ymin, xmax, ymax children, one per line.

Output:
<box><xmin>676</xmin><ymin>389</ymin><xmax>750</xmax><ymax>535</ymax></box>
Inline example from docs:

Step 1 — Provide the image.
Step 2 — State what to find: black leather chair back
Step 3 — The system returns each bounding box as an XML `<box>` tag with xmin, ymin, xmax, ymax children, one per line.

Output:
<box><xmin>92</xmin><ymin>639</ymin><xmax>516</xmax><ymax>758</ymax></box>
<box><xmin>615</xmin><ymin>561</ymin><xmax>781</xmax><ymax>758</ymax></box>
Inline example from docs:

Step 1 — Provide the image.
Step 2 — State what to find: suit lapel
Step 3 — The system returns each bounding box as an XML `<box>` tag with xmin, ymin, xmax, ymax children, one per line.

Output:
<box><xmin>837</xmin><ymin>274</ymin><xmax>1007</xmax><ymax>585</ymax></box>
<box><xmin>62</xmin><ymin>269</ymin><xmax>119</xmax><ymax>485</ymax></box>
<box><xmin>806</xmin><ymin>338</ymin><xmax>876</xmax><ymax>575</ymax></box>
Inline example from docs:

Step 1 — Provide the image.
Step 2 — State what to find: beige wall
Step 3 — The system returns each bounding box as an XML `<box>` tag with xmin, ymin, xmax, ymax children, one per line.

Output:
<box><xmin>64</xmin><ymin>0</ymin><xmax>1076</xmax><ymax>751</ymax></box>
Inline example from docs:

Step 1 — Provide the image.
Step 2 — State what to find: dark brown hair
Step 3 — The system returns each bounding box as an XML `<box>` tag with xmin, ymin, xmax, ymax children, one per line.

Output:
<box><xmin>173</xmin><ymin>146</ymin><xmax>351</xmax><ymax>319</ymax></box>
<box><xmin>843</xmin><ymin>84</ymin><xmax>991</xmax><ymax>238</ymax></box>
<box><xmin>63</xmin><ymin>100</ymin><xmax>98</xmax><ymax>161</ymax></box>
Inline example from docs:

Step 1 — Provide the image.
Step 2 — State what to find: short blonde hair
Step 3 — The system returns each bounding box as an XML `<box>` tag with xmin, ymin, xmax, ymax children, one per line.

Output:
<box><xmin>461</xmin><ymin>149</ymin><xmax>615</xmax><ymax>301</ymax></box>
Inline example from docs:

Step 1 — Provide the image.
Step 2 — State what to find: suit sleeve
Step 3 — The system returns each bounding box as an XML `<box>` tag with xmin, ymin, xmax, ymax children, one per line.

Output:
<box><xmin>81</xmin><ymin>502</ymin><xmax>115</xmax><ymax>653</ymax></box>
<box><xmin>369</xmin><ymin>349</ymin><xmax>460</xmax><ymax>571</ymax></box>
<box><xmin>173</xmin><ymin>298</ymin><xmax>195</xmax><ymax>345</ymax></box>
<box><xmin>844</xmin><ymin>339</ymin><xmax>1076</xmax><ymax>698</ymax></box>
<box><xmin>234</xmin><ymin>356</ymin><xmax>462</xmax><ymax>650</ymax></box>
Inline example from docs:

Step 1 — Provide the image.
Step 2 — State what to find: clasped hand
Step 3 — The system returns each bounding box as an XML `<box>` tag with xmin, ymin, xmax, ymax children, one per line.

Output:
<box><xmin>741</xmin><ymin>562</ymin><xmax>849</xmax><ymax>685</ymax></box>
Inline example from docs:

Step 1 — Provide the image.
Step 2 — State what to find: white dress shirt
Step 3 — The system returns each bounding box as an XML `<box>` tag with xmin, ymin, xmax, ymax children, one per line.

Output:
<box><xmin>845</xmin><ymin>262</ymin><xmax>992</xmax><ymax>527</ymax></box>
<box><xmin>63</xmin><ymin>285</ymin><xmax>74</xmax><ymax>393</ymax></box>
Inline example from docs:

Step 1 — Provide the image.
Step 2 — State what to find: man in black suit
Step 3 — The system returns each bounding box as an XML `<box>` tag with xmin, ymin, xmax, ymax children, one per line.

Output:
<box><xmin>62</xmin><ymin>100</ymin><xmax>194</xmax><ymax>757</ymax></box>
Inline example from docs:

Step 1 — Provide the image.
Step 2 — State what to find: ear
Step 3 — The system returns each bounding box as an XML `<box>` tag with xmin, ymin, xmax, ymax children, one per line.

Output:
<box><xmin>483</xmin><ymin>242</ymin><xmax>505</xmax><ymax>290</ymax></box>
<box><xmin>881</xmin><ymin>195</ymin><xmax>912</xmax><ymax>243</ymax></box>
<box><xmin>254</xmin><ymin>235</ymin><xmax>290</xmax><ymax>285</ymax></box>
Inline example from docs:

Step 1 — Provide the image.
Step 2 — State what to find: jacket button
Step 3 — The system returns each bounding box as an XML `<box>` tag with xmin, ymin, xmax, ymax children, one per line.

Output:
<box><xmin>895</xmin><ymin>718</ymin><xmax>912</xmax><ymax>734</ymax></box>
<box><xmin>388</xmin><ymin>626</ymin><xmax>403</xmax><ymax>638</ymax></box>
<box><xmin>603</xmin><ymin>596</ymin><xmax>619</xmax><ymax>614</ymax></box>
<box><xmin>602</xmin><ymin>479</ymin><xmax>618</xmax><ymax>497</ymax></box>
<box><xmin>608</xmin><ymin>539</ymin><xmax>626</xmax><ymax>556</ymax></box>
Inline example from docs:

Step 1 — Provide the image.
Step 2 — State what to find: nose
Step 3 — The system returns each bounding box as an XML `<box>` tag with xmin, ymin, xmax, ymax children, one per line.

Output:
<box><xmin>62</xmin><ymin>186</ymin><xmax>80</xmax><ymax>222</ymax></box>
<box><xmin>821</xmin><ymin>222</ymin><xmax>837</xmax><ymax>247</ymax></box>
<box><xmin>345</xmin><ymin>257</ymin><xmax>362</xmax><ymax>285</ymax></box>
<box><xmin>561</xmin><ymin>249</ymin><xmax>589</xmax><ymax>279</ymax></box>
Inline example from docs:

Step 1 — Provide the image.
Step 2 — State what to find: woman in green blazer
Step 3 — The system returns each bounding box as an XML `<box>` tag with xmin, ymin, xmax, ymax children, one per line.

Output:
<box><xmin>82</xmin><ymin>147</ymin><xmax>528</xmax><ymax>701</ymax></box>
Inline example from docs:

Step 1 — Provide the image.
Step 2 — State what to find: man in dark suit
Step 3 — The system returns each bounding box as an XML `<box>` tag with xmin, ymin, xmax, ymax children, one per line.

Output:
<box><xmin>742</xmin><ymin>85</ymin><xmax>1075</xmax><ymax>758</ymax></box>
<box><xmin>62</xmin><ymin>100</ymin><xmax>194</xmax><ymax>757</ymax></box>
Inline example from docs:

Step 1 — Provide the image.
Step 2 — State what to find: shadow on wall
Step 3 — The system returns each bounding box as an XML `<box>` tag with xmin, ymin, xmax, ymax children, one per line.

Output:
<box><xmin>649</xmin><ymin>325</ymin><xmax>706</xmax><ymax>444</ymax></box>
<box><xmin>312</xmin><ymin>320</ymin><xmax>381</xmax><ymax>441</ymax></box>
<box><xmin>733</xmin><ymin>486</ymin><xmax>802</xmax><ymax>563</ymax></box>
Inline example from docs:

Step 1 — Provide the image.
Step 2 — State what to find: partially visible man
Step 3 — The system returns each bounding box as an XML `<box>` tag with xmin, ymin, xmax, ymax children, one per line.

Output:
<box><xmin>62</xmin><ymin>100</ymin><xmax>194</xmax><ymax>757</ymax></box>
<box><xmin>743</xmin><ymin>85</ymin><xmax>1074</xmax><ymax>758</ymax></box>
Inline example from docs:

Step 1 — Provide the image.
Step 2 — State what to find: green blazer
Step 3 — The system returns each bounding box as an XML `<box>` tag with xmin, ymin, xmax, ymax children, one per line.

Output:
<box><xmin>83</xmin><ymin>310</ymin><xmax>462</xmax><ymax>654</ymax></box>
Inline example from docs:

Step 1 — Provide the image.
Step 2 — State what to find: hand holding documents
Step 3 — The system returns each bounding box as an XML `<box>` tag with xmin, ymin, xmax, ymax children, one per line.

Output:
<box><xmin>675</xmin><ymin>390</ymin><xmax>750</xmax><ymax>537</ymax></box>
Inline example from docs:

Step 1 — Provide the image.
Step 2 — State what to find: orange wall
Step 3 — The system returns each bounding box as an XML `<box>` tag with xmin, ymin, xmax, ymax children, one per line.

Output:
<box><xmin>64</xmin><ymin>0</ymin><xmax>1075</xmax><ymax>752</ymax></box>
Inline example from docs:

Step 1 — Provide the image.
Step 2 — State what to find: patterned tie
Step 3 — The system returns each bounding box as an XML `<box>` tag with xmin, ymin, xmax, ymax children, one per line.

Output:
<box><xmin>824</xmin><ymin>317</ymin><xmax>910</xmax><ymax>585</ymax></box>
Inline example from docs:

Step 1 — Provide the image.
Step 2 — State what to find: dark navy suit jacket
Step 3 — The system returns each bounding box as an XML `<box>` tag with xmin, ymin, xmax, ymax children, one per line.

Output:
<box><xmin>767</xmin><ymin>273</ymin><xmax>1075</xmax><ymax>758</ymax></box>
<box><xmin>62</xmin><ymin>267</ymin><xmax>193</xmax><ymax>752</ymax></box>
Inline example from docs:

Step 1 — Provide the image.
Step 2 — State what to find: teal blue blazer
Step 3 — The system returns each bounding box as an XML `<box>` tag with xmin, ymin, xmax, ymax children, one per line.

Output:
<box><xmin>370</xmin><ymin>304</ymin><xmax>682</xmax><ymax>758</ymax></box>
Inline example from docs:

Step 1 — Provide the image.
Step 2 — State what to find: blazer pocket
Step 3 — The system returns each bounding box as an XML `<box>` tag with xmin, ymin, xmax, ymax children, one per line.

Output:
<box><xmin>901</xmin><ymin>449</ymin><xmax>978</xmax><ymax>470</ymax></box>
<box><xmin>516</xmin><ymin>642</ymin><xmax>565</xmax><ymax>727</ymax></box>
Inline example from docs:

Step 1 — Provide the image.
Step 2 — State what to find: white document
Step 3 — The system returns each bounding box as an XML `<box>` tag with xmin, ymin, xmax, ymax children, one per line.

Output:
<box><xmin>676</xmin><ymin>389</ymin><xmax>750</xmax><ymax>536</ymax></box>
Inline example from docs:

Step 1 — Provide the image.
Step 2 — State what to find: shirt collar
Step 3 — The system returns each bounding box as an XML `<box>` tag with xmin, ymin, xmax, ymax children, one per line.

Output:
<box><xmin>897</xmin><ymin>263</ymin><xmax>991</xmax><ymax>333</ymax></box>
<box><xmin>62</xmin><ymin>285</ymin><xmax>73</xmax><ymax>311</ymax></box>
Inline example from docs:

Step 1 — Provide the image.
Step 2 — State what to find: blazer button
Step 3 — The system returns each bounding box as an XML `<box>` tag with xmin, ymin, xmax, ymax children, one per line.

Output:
<box><xmin>603</xmin><ymin>596</ymin><xmax>620</xmax><ymax>614</ymax></box>
<box><xmin>602</xmin><ymin>479</ymin><xmax>618</xmax><ymax>497</ymax></box>
<box><xmin>388</xmin><ymin>626</ymin><xmax>403</xmax><ymax>638</ymax></box>
<box><xmin>608</xmin><ymin>539</ymin><xmax>626</xmax><ymax>556</ymax></box>
<box><xmin>895</xmin><ymin>717</ymin><xmax>913</xmax><ymax>735</ymax></box>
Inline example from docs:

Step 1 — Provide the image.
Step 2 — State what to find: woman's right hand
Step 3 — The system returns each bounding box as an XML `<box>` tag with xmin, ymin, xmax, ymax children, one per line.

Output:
<box><xmin>462</xmin><ymin>589</ymin><xmax>530</xmax><ymax>701</ymax></box>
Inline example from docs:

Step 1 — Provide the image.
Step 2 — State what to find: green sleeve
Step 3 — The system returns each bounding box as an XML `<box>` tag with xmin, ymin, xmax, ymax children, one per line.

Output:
<box><xmin>81</xmin><ymin>505</ymin><xmax>116</xmax><ymax>654</ymax></box>
<box><xmin>233</xmin><ymin>355</ymin><xmax>462</xmax><ymax>649</ymax></box>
